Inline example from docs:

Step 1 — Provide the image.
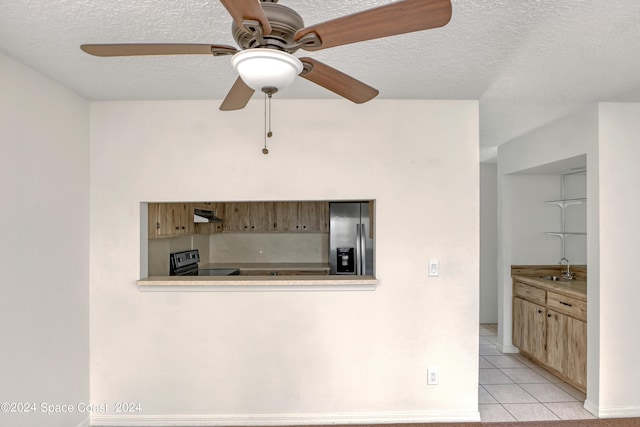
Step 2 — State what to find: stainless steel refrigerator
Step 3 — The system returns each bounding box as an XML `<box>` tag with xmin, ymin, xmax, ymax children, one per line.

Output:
<box><xmin>329</xmin><ymin>202</ymin><xmax>374</xmax><ymax>275</ymax></box>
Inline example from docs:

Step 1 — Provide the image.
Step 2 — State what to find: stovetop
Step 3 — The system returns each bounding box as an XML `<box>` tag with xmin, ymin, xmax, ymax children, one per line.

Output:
<box><xmin>170</xmin><ymin>249</ymin><xmax>239</xmax><ymax>276</ymax></box>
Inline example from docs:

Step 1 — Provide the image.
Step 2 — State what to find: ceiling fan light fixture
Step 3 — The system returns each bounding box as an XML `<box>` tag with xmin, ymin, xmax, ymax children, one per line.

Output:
<box><xmin>232</xmin><ymin>48</ymin><xmax>302</xmax><ymax>92</ymax></box>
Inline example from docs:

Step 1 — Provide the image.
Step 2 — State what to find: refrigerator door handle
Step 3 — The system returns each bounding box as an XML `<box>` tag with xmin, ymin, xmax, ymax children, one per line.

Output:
<box><xmin>356</xmin><ymin>224</ymin><xmax>362</xmax><ymax>275</ymax></box>
<box><xmin>360</xmin><ymin>224</ymin><xmax>367</xmax><ymax>275</ymax></box>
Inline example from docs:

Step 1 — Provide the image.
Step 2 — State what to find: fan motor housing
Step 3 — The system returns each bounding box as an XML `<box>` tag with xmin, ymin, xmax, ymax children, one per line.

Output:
<box><xmin>232</xmin><ymin>2</ymin><xmax>304</xmax><ymax>53</ymax></box>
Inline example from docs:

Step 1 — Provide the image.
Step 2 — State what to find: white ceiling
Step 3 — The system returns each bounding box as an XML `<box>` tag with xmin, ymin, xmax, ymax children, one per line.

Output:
<box><xmin>2</xmin><ymin>0</ymin><xmax>640</xmax><ymax>156</ymax></box>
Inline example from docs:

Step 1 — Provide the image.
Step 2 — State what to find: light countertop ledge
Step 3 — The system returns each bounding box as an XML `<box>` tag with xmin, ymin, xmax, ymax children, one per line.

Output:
<box><xmin>137</xmin><ymin>275</ymin><xmax>378</xmax><ymax>292</ymax></box>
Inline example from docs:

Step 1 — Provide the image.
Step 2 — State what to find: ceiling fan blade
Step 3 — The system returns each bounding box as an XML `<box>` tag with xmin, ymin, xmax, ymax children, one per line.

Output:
<box><xmin>80</xmin><ymin>43</ymin><xmax>238</xmax><ymax>57</ymax></box>
<box><xmin>220</xmin><ymin>77</ymin><xmax>255</xmax><ymax>111</ymax></box>
<box><xmin>219</xmin><ymin>0</ymin><xmax>272</xmax><ymax>35</ymax></box>
<box><xmin>299</xmin><ymin>57</ymin><xmax>378</xmax><ymax>104</ymax></box>
<box><xmin>294</xmin><ymin>0</ymin><xmax>452</xmax><ymax>51</ymax></box>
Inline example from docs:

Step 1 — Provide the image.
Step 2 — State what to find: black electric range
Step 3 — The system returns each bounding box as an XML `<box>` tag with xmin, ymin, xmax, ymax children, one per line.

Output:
<box><xmin>169</xmin><ymin>249</ymin><xmax>239</xmax><ymax>276</ymax></box>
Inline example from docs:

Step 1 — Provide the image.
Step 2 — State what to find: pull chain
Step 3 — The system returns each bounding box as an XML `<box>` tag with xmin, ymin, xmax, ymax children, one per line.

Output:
<box><xmin>262</xmin><ymin>87</ymin><xmax>276</xmax><ymax>155</ymax></box>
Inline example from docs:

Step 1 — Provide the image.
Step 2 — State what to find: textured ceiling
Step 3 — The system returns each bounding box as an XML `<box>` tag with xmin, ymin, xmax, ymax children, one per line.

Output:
<box><xmin>2</xmin><ymin>0</ymin><xmax>640</xmax><ymax>156</ymax></box>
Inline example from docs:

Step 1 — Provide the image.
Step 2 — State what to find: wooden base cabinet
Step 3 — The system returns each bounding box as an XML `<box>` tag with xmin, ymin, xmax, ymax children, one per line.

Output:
<box><xmin>512</xmin><ymin>280</ymin><xmax>587</xmax><ymax>392</ymax></box>
<box><xmin>566</xmin><ymin>315</ymin><xmax>587</xmax><ymax>389</ymax></box>
<box><xmin>513</xmin><ymin>297</ymin><xmax>547</xmax><ymax>363</ymax></box>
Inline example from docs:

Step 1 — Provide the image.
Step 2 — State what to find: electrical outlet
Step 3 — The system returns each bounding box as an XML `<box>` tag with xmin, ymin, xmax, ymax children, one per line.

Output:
<box><xmin>428</xmin><ymin>367</ymin><xmax>439</xmax><ymax>385</ymax></box>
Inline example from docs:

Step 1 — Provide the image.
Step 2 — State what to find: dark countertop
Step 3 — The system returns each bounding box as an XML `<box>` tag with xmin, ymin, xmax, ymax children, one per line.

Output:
<box><xmin>198</xmin><ymin>262</ymin><xmax>330</xmax><ymax>271</ymax></box>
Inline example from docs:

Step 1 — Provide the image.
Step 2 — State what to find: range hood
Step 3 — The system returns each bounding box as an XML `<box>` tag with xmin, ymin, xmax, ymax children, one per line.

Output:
<box><xmin>194</xmin><ymin>208</ymin><xmax>223</xmax><ymax>223</ymax></box>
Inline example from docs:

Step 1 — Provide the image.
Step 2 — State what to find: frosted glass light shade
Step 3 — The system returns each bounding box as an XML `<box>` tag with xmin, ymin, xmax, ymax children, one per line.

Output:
<box><xmin>232</xmin><ymin>49</ymin><xmax>303</xmax><ymax>92</ymax></box>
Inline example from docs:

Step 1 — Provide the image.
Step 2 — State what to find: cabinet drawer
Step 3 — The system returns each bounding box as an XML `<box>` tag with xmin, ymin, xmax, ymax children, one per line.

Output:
<box><xmin>547</xmin><ymin>291</ymin><xmax>587</xmax><ymax>321</ymax></box>
<box><xmin>513</xmin><ymin>281</ymin><xmax>546</xmax><ymax>305</ymax></box>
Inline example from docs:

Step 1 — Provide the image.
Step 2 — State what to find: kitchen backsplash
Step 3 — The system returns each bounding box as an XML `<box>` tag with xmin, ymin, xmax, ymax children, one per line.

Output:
<box><xmin>209</xmin><ymin>232</ymin><xmax>328</xmax><ymax>263</ymax></box>
<box><xmin>148</xmin><ymin>234</ymin><xmax>209</xmax><ymax>276</ymax></box>
<box><xmin>147</xmin><ymin>232</ymin><xmax>328</xmax><ymax>276</ymax></box>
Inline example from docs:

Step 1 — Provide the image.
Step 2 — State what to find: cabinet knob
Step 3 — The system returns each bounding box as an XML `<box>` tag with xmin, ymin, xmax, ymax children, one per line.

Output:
<box><xmin>548</xmin><ymin>313</ymin><xmax>552</xmax><ymax>318</ymax></box>
<box><xmin>537</xmin><ymin>309</ymin><xmax>543</xmax><ymax>314</ymax></box>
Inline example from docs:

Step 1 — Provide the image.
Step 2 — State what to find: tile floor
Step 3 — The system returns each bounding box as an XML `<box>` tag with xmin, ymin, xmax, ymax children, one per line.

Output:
<box><xmin>479</xmin><ymin>324</ymin><xmax>596</xmax><ymax>422</ymax></box>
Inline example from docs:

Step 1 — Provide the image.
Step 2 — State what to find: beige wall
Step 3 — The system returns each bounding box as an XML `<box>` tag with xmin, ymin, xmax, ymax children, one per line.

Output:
<box><xmin>0</xmin><ymin>52</ymin><xmax>90</xmax><ymax>427</ymax></box>
<box><xmin>597</xmin><ymin>103</ymin><xmax>640</xmax><ymax>416</ymax></box>
<box><xmin>89</xmin><ymin>99</ymin><xmax>480</xmax><ymax>424</ymax></box>
<box><xmin>480</xmin><ymin>163</ymin><xmax>498</xmax><ymax>323</ymax></box>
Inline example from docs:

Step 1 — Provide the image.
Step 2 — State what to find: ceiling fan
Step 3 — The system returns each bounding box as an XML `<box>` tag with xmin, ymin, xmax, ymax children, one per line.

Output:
<box><xmin>81</xmin><ymin>0</ymin><xmax>452</xmax><ymax>111</ymax></box>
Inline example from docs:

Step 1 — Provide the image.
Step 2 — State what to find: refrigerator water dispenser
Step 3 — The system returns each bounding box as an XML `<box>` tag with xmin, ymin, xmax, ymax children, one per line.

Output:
<box><xmin>336</xmin><ymin>247</ymin><xmax>355</xmax><ymax>274</ymax></box>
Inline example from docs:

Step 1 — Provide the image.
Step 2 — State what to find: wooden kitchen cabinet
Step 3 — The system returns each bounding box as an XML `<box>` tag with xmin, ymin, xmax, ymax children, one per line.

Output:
<box><xmin>512</xmin><ymin>278</ymin><xmax>587</xmax><ymax>392</ymax></box>
<box><xmin>273</xmin><ymin>201</ymin><xmax>328</xmax><ymax>232</ymax></box>
<box><xmin>566</xmin><ymin>316</ymin><xmax>587</xmax><ymax>389</ymax></box>
<box><xmin>298</xmin><ymin>201</ymin><xmax>329</xmax><ymax>232</ymax></box>
<box><xmin>194</xmin><ymin>202</ymin><xmax>225</xmax><ymax>234</ymax></box>
<box><xmin>224</xmin><ymin>202</ymin><xmax>275</xmax><ymax>232</ymax></box>
<box><xmin>148</xmin><ymin>202</ymin><xmax>194</xmax><ymax>239</ymax></box>
<box><xmin>273</xmin><ymin>202</ymin><xmax>299</xmax><ymax>231</ymax></box>
<box><xmin>545</xmin><ymin>310</ymin><xmax>587</xmax><ymax>390</ymax></box>
<box><xmin>149</xmin><ymin>200</ymin><xmax>330</xmax><ymax>237</ymax></box>
<box><xmin>512</xmin><ymin>296</ymin><xmax>547</xmax><ymax>362</ymax></box>
<box><xmin>221</xmin><ymin>202</ymin><xmax>328</xmax><ymax>233</ymax></box>
<box><xmin>545</xmin><ymin>309</ymin><xmax>568</xmax><ymax>373</ymax></box>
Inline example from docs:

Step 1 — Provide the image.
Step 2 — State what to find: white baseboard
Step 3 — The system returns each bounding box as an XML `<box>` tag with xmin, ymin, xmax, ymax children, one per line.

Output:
<box><xmin>91</xmin><ymin>410</ymin><xmax>481</xmax><ymax>426</ymax></box>
<box><xmin>586</xmin><ymin>402</ymin><xmax>640</xmax><ymax>419</ymax></box>
<box><xmin>496</xmin><ymin>343</ymin><xmax>519</xmax><ymax>354</ymax></box>
<box><xmin>582</xmin><ymin>399</ymin><xmax>599</xmax><ymax>417</ymax></box>
<box><xmin>76</xmin><ymin>415</ymin><xmax>90</xmax><ymax>427</ymax></box>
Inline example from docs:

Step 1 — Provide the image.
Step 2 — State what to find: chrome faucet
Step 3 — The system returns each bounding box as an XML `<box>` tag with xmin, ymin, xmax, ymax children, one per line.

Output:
<box><xmin>559</xmin><ymin>257</ymin><xmax>574</xmax><ymax>279</ymax></box>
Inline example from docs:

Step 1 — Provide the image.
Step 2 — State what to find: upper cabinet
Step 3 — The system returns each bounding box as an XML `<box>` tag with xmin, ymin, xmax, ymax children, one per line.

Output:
<box><xmin>225</xmin><ymin>202</ymin><xmax>328</xmax><ymax>233</ymax></box>
<box><xmin>148</xmin><ymin>201</ymin><xmax>329</xmax><ymax>239</ymax></box>
<box><xmin>194</xmin><ymin>202</ymin><xmax>225</xmax><ymax>234</ymax></box>
<box><xmin>148</xmin><ymin>203</ymin><xmax>194</xmax><ymax>239</ymax></box>
<box><xmin>273</xmin><ymin>201</ymin><xmax>328</xmax><ymax>232</ymax></box>
<box><xmin>224</xmin><ymin>202</ymin><xmax>275</xmax><ymax>232</ymax></box>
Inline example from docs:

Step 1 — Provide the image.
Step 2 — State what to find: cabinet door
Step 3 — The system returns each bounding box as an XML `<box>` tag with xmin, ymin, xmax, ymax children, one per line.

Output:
<box><xmin>546</xmin><ymin>310</ymin><xmax>568</xmax><ymax>373</ymax></box>
<box><xmin>274</xmin><ymin>202</ymin><xmax>299</xmax><ymax>231</ymax></box>
<box><xmin>248</xmin><ymin>202</ymin><xmax>274</xmax><ymax>232</ymax></box>
<box><xmin>224</xmin><ymin>202</ymin><xmax>250</xmax><ymax>232</ymax></box>
<box><xmin>298</xmin><ymin>201</ymin><xmax>329</xmax><ymax>232</ymax></box>
<box><xmin>513</xmin><ymin>297</ymin><xmax>526</xmax><ymax>350</ymax></box>
<box><xmin>148</xmin><ymin>203</ymin><xmax>159</xmax><ymax>239</ymax></box>
<box><xmin>224</xmin><ymin>202</ymin><xmax>274</xmax><ymax>232</ymax></box>
<box><xmin>178</xmin><ymin>203</ymin><xmax>194</xmax><ymax>235</ymax></box>
<box><xmin>566</xmin><ymin>316</ymin><xmax>587</xmax><ymax>389</ymax></box>
<box><xmin>155</xmin><ymin>203</ymin><xmax>178</xmax><ymax>237</ymax></box>
<box><xmin>513</xmin><ymin>297</ymin><xmax>546</xmax><ymax>362</ymax></box>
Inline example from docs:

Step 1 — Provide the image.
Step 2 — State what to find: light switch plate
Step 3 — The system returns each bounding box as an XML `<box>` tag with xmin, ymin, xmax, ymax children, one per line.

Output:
<box><xmin>428</xmin><ymin>260</ymin><xmax>439</xmax><ymax>277</ymax></box>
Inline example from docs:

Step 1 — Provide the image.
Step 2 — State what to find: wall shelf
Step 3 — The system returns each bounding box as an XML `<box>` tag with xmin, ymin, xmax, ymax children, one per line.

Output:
<box><xmin>545</xmin><ymin>198</ymin><xmax>586</xmax><ymax>208</ymax></box>
<box><xmin>545</xmin><ymin>232</ymin><xmax>587</xmax><ymax>238</ymax></box>
<box><xmin>545</xmin><ymin>171</ymin><xmax>587</xmax><ymax>259</ymax></box>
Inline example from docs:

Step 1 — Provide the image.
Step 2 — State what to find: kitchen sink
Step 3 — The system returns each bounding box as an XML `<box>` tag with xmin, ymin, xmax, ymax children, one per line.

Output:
<box><xmin>538</xmin><ymin>275</ymin><xmax>573</xmax><ymax>281</ymax></box>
